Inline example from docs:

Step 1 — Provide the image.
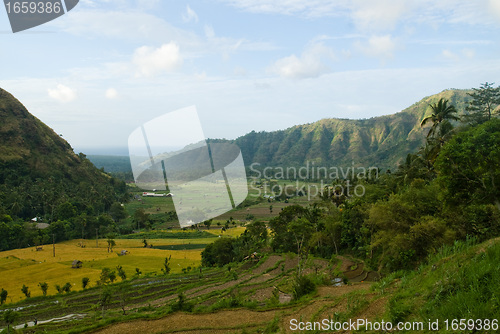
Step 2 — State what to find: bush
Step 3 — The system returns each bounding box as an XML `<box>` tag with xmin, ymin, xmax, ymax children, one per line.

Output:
<box><xmin>292</xmin><ymin>275</ymin><xmax>316</xmax><ymax>300</ymax></box>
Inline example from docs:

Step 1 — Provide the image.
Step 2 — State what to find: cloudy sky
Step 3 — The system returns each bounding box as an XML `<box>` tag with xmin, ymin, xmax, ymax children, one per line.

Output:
<box><xmin>1</xmin><ymin>0</ymin><xmax>500</xmax><ymax>154</ymax></box>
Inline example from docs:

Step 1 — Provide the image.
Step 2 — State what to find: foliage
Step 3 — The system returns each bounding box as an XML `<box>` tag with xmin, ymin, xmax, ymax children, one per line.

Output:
<box><xmin>161</xmin><ymin>255</ymin><xmax>172</xmax><ymax>275</ymax></box>
<box><xmin>99</xmin><ymin>285</ymin><xmax>114</xmax><ymax>318</ymax></box>
<box><xmin>292</xmin><ymin>274</ymin><xmax>316</xmax><ymax>300</ymax></box>
<box><xmin>420</xmin><ymin>98</ymin><xmax>459</xmax><ymax>138</ymax></box>
<box><xmin>436</xmin><ymin>119</ymin><xmax>500</xmax><ymax>212</ymax></box>
<box><xmin>62</xmin><ymin>282</ymin><xmax>72</xmax><ymax>293</ymax></box>
<box><xmin>202</xmin><ymin>237</ymin><xmax>236</xmax><ymax>267</ymax></box>
<box><xmin>0</xmin><ymin>88</ymin><xmax>128</xmax><ymax>251</ymax></box>
<box><xmin>0</xmin><ymin>288</ymin><xmax>7</xmax><ymax>304</ymax></box>
<box><xmin>171</xmin><ymin>292</ymin><xmax>193</xmax><ymax>312</ymax></box>
<box><xmin>106</xmin><ymin>234</ymin><xmax>116</xmax><ymax>253</ymax></box>
<box><xmin>2</xmin><ymin>309</ymin><xmax>19</xmax><ymax>334</ymax></box>
<box><xmin>464</xmin><ymin>82</ymin><xmax>500</xmax><ymax>124</ymax></box>
<box><xmin>388</xmin><ymin>238</ymin><xmax>500</xmax><ymax>325</ymax></box>
<box><xmin>99</xmin><ymin>268</ymin><xmax>116</xmax><ymax>285</ymax></box>
<box><xmin>82</xmin><ymin>277</ymin><xmax>90</xmax><ymax>289</ymax></box>
<box><xmin>116</xmin><ymin>265</ymin><xmax>127</xmax><ymax>280</ymax></box>
<box><xmin>38</xmin><ymin>282</ymin><xmax>48</xmax><ymax>296</ymax></box>
<box><xmin>21</xmin><ymin>284</ymin><xmax>30</xmax><ymax>298</ymax></box>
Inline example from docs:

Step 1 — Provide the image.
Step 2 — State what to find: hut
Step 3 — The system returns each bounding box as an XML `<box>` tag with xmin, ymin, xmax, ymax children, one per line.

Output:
<box><xmin>72</xmin><ymin>260</ymin><xmax>83</xmax><ymax>268</ymax></box>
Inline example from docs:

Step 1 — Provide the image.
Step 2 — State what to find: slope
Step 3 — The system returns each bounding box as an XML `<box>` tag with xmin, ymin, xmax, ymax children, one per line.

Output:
<box><xmin>233</xmin><ymin>89</ymin><xmax>470</xmax><ymax>169</ymax></box>
<box><xmin>0</xmin><ymin>87</ymin><xmax>126</xmax><ymax>221</ymax></box>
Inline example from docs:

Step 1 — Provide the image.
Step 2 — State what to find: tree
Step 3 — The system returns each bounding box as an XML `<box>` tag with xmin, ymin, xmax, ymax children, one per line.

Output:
<box><xmin>55</xmin><ymin>201</ymin><xmax>76</xmax><ymax>220</ymax></box>
<box><xmin>110</xmin><ymin>202</ymin><xmax>126</xmax><ymax>222</ymax></box>
<box><xmin>116</xmin><ymin>265</ymin><xmax>127</xmax><ymax>280</ymax></box>
<box><xmin>99</xmin><ymin>268</ymin><xmax>116</xmax><ymax>284</ymax></box>
<box><xmin>99</xmin><ymin>285</ymin><xmax>114</xmax><ymax>318</ymax></box>
<box><xmin>62</xmin><ymin>282</ymin><xmax>72</xmax><ymax>293</ymax></box>
<box><xmin>203</xmin><ymin>219</ymin><xmax>212</xmax><ymax>230</ymax></box>
<box><xmin>464</xmin><ymin>82</ymin><xmax>500</xmax><ymax>124</ymax></box>
<box><xmin>82</xmin><ymin>277</ymin><xmax>90</xmax><ymax>289</ymax></box>
<box><xmin>0</xmin><ymin>288</ymin><xmax>7</xmax><ymax>304</ymax></box>
<box><xmin>38</xmin><ymin>282</ymin><xmax>48</xmax><ymax>296</ymax></box>
<box><xmin>288</xmin><ymin>218</ymin><xmax>315</xmax><ymax>275</ymax></box>
<box><xmin>21</xmin><ymin>284</ymin><xmax>30</xmax><ymax>298</ymax></box>
<box><xmin>421</xmin><ymin>98</ymin><xmax>459</xmax><ymax>138</ymax></box>
<box><xmin>201</xmin><ymin>237</ymin><xmax>236</xmax><ymax>267</ymax></box>
<box><xmin>3</xmin><ymin>309</ymin><xmax>19</xmax><ymax>334</ymax></box>
<box><xmin>133</xmin><ymin>208</ymin><xmax>149</xmax><ymax>231</ymax></box>
<box><xmin>161</xmin><ymin>255</ymin><xmax>172</xmax><ymax>275</ymax></box>
<box><xmin>106</xmin><ymin>234</ymin><xmax>116</xmax><ymax>253</ymax></box>
<box><xmin>116</xmin><ymin>283</ymin><xmax>130</xmax><ymax>315</ymax></box>
<box><xmin>436</xmin><ymin>119</ymin><xmax>500</xmax><ymax>208</ymax></box>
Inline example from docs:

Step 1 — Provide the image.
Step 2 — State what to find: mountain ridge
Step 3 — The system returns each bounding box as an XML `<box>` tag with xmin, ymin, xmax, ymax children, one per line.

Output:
<box><xmin>227</xmin><ymin>88</ymin><xmax>471</xmax><ymax>169</ymax></box>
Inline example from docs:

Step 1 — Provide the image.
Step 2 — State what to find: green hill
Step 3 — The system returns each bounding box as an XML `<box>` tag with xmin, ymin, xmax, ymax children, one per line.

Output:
<box><xmin>233</xmin><ymin>89</ymin><xmax>470</xmax><ymax>169</ymax></box>
<box><xmin>0</xmin><ymin>87</ymin><xmax>126</xmax><ymax>221</ymax></box>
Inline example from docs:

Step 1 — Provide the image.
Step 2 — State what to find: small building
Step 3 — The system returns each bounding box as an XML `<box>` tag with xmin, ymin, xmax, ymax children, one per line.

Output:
<box><xmin>72</xmin><ymin>260</ymin><xmax>83</xmax><ymax>269</ymax></box>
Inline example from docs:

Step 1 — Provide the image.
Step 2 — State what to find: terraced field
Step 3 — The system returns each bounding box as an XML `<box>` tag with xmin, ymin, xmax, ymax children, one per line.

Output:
<box><xmin>0</xmin><ymin>246</ymin><xmax>381</xmax><ymax>334</ymax></box>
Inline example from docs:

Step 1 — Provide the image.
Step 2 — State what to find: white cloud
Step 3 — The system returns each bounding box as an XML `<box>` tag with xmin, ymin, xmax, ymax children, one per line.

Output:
<box><xmin>349</xmin><ymin>0</ymin><xmax>411</xmax><ymax>31</ymax></box>
<box><xmin>442</xmin><ymin>49</ymin><xmax>460</xmax><ymax>61</ymax></box>
<box><xmin>489</xmin><ymin>0</ymin><xmax>500</xmax><ymax>20</ymax></box>
<box><xmin>56</xmin><ymin>10</ymin><xmax>200</xmax><ymax>47</ymax></box>
<box><xmin>132</xmin><ymin>42</ymin><xmax>183</xmax><ymax>77</ymax></box>
<box><xmin>183</xmin><ymin>5</ymin><xmax>199</xmax><ymax>23</ymax></box>
<box><xmin>47</xmin><ymin>84</ymin><xmax>77</xmax><ymax>103</ymax></box>
<box><xmin>105</xmin><ymin>88</ymin><xmax>119</xmax><ymax>99</ymax></box>
<box><xmin>441</xmin><ymin>48</ymin><xmax>476</xmax><ymax>62</ymax></box>
<box><xmin>270</xmin><ymin>42</ymin><xmax>335</xmax><ymax>79</ymax></box>
<box><xmin>204</xmin><ymin>25</ymin><xmax>215</xmax><ymax>38</ymax></box>
<box><xmin>356</xmin><ymin>35</ymin><xmax>396</xmax><ymax>59</ymax></box>
<box><xmin>462</xmin><ymin>48</ymin><xmax>476</xmax><ymax>59</ymax></box>
<box><xmin>222</xmin><ymin>0</ymin><xmax>500</xmax><ymax>31</ymax></box>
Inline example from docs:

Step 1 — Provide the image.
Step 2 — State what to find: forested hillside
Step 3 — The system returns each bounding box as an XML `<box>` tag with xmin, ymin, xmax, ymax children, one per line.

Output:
<box><xmin>232</xmin><ymin>89</ymin><xmax>470</xmax><ymax>169</ymax></box>
<box><xmin>0</xmin><ymin>88</ymin><xmax>128</xmax><ymax>250</ymax></box>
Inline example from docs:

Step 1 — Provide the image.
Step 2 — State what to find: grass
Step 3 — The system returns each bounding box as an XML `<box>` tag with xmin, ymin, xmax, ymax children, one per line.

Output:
<box><xmin>385</xmin><ymin>237</ymin><xmax>500</xmax><ymax>328</ymax></box>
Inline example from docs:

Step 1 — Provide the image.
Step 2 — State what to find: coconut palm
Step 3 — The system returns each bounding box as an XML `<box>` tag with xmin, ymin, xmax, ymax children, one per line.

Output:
<box><xmin>420</xmin><ymin>98</ymin><xmax>459</xmax><ymax>138</ymax></box>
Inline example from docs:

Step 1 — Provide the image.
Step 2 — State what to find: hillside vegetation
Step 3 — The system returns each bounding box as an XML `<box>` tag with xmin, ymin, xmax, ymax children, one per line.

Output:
<box><xmin>0</xmin><ymin>88</ymin><xmax>127</xmax><ymax>251</ymax></box>
<box><xmin>232</xmin><ymin>89</ymin><xmax>471</xmax><ymax>169</ymax></box>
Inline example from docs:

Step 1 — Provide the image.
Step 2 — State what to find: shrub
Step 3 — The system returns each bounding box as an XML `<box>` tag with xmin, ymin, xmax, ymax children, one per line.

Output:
<box><xmin>292</xmin><ymin>275</ymin><xmax>316</xmax><ymax>300</ymax></box>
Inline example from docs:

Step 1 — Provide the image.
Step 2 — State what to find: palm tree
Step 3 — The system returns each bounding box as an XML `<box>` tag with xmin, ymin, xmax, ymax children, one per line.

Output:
<box><xmin>420</xmin><ymin>98</ymin><xmax>459</xmax><ymax>138</ymax></box>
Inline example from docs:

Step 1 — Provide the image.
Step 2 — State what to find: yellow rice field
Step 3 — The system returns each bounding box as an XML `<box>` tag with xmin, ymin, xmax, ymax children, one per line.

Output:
<box><xmin>0</xmin><ymin>228</ymin><xmax>245</xmax><ymax>303</ymax></box>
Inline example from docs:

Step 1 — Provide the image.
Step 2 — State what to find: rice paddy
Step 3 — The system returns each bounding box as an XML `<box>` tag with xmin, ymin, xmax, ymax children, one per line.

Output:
<box><xmin>0</xmin><ymin>229</ymin><xmax>244</xmax><ymax>303</ymax></box>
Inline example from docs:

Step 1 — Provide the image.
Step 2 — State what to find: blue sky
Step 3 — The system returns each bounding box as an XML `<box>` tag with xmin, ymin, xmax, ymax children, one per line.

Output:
<box><xmin>1</xmin><ymin>0</ymin><xmax>500</xmax><ymax>154</ymax></box>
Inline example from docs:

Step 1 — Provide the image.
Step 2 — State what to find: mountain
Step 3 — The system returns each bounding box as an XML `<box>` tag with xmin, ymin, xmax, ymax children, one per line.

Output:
<box><xmin>230</xmin><ymin>89</ymin><xmax>471</xmax><ymax>170</ymax></box>
<box><xmin>0</xmin><ymin>88</ymin><xmax>126</xmax><ymax>220</ymax></box>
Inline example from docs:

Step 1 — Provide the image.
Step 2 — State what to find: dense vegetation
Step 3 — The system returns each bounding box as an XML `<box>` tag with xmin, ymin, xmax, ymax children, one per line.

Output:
<box><xmin>203</xmin><ymin>83</ymin><xmax>500</xmax><ymax>275</ymax></box>
<box><xmin>0</xmin><ymin>88</ymin><xmax>128</xmax><ymax>251</ymax></box>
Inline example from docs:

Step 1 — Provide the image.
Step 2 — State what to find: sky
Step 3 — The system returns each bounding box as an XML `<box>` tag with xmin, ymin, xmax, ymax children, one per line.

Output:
<box><xmin>1</xmin><ymin>0</ymin><xmax>500</xmax><ymax>154</ymax></box>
